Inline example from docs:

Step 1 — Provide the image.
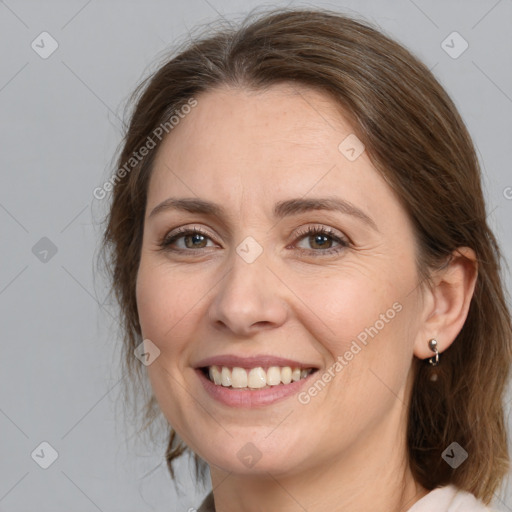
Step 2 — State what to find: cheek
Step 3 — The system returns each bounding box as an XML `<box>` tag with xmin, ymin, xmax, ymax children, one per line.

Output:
<box><xmin>136</xmin><ymin>259</ymin><xmax>198</xmax><ymax>342</ymax></box>
<box><xmin>135</xmin><ymin>258</ymin><xmax>221</xmax><ymax>379</ymax></box>
<box><xmin>135</xmin><ymin>264</ymin><xmax>171</xmax><ymax>342</ymax></box>
<box><xmin>291</xmin><ymin>267</ymin><xmax>418</xmax><ymax>410</ymax></box>
<box><xmin>290</xmin><ymin>269</ymin><xmax>404</xmax><ymax>359</ymax></box>
<box><xmin>135</xmin><ymin>261</ymin><xmax>203</xmax><ymax>434</ymax></box>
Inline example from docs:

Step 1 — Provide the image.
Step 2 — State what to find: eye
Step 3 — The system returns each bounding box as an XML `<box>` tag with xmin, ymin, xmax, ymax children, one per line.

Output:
<box><xmin>292</xmin><ymin>225</ymin><xmax>349</xmax><ymax>257</ymax></box>
<box><xmin>159</xmin><ymin>224</ymin><xmax>350</xmax><ymax>257</ymax></box>
<box><xmin>159</xmin><ymin>226</ymin><xmax>216</xmax><ymax>251</ymax></box>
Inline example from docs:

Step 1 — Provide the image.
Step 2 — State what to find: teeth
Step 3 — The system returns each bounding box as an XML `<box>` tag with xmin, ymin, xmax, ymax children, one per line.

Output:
<box><xmin>231</xmin><ymin>367</ymin><xmax>248</xmax><ymax>388</ymax></box>
<box><xmin>281</xmin><ymin>366</ymin><xmax>292</xmax><ymax>384</ymax></box>
<box><xmin>221</xmin><ymin>367</ymin><xmax>231</xmax><ymax>387</ymax></box>
<box><xmin>207</xmin><ymin>365</ymin><xmax>315</xmax><ymax>389</ymax></box>
<box><xmin>247</xmin><ymin>367</ymin><xmax>267</xmax><ymax>389</ymax></box>
<box><xmin>209</xmin><ymin>366</ymin><xmax>222</xmax><ymax>385</ymax></box>
<box><xmin>267</xmin><ymin>366</ymin><xmax>281</xmax><ymax>385</ymax></box>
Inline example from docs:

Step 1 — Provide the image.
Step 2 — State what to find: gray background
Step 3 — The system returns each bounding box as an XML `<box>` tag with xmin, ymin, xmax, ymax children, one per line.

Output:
<box><xmin>1</xmin><ymin>0</ymin><xmax>511</xmax><ymax>510</ymax></box>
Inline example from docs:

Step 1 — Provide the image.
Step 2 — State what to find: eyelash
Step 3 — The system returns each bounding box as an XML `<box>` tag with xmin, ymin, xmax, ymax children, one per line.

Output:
<box><xmin>159</xmin><ymin>225</ymin><xmax>350</xmax><ymax>257</ymax></box>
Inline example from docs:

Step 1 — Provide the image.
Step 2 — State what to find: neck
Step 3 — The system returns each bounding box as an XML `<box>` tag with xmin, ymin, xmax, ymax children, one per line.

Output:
<box><xmin>207</xmin><ymin>403</ymin><xmax>428</xmax><ymax>512</ymax></box>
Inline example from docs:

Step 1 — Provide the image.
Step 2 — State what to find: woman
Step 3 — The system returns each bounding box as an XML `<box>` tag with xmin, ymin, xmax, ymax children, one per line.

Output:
<box><xmin>101</xmin><ymin>7</ymin><xmax>512</xmax><ymax>511</ymax></box>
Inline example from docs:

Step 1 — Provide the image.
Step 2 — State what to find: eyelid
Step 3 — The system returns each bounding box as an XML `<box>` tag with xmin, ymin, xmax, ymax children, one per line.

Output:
<box><xmin>159</xmin><ymin>223</ymin><xmax>351</xmax><ymax>256</ymax></box>
<box><xmin>161</xmin><ymin>225</ymin><xmax>217</xmax><ymax>246</ymax></box>
<box><xmin>292</xmin><ymin>223</ymin><xmax>349</xmax><ymax>244</ymax></box>
<box><xmin>290</xmin><ymin>224</ymin><xmax>350</xmax><ymax>256</ymax></box>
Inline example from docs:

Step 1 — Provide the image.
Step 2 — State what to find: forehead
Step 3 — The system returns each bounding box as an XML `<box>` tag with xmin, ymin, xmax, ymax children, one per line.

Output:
<box><xmin>154</xmin><ymin>83</ymin><xmax>351</xmax><ymax>161</ymax></box>
<box><xmin>148</xmin><ymin>84</ymin><xmax>390</xmax><ymax>220</ymax></box>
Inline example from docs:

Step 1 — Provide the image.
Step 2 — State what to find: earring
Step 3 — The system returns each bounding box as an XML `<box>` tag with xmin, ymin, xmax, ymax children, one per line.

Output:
<box><xmin>428</xmin><ymin>339</ymin><xmax>439</xmax><ymax>366</ymax></box>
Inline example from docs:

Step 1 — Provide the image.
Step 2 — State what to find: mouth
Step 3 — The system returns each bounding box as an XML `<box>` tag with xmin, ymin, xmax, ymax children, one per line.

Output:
<box><xmin>199</xmin><ymin>365</ymin><xmax>319</xmax><ymax>390</ymax></box>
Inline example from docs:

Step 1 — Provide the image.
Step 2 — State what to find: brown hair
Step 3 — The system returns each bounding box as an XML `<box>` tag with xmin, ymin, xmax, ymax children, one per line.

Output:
<box><xmin>100</xmin><ymin>7</ymin><xmax>512</xmax><ymax>503</ymax></box>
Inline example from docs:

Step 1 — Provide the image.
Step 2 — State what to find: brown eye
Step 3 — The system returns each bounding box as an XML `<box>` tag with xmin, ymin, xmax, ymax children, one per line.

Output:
<box><xmin>293</xmin><ymin>226</ymin><xmax>349</xmax><ymax>257</ymax></box>
<box><xmin>160</xmin><ymin>227</ymin><xmax>216</xmax><ymax>251</ymax></box>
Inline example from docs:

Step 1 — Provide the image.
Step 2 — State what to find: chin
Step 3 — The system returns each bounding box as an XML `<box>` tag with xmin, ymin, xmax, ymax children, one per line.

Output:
<box><xmin>206</xmin><ymin>453</ymin><xmax>298</xmax><ymax>476</ymax></box>
<box><xmin>194</xmin><ymin>435</ymin><xmax>306</xmax><ymax>477</ymax></box>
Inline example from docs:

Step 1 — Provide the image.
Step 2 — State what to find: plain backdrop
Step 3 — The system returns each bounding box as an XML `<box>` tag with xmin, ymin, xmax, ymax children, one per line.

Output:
<box><xmin>0</xmin><ymin>0</ymin><xmax>511</xmax><ymax>511</ymax></box>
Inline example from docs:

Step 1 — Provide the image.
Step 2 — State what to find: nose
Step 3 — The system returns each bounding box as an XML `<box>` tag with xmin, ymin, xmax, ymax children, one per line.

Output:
<box><xmin>207</xmin><ymin>248</ymin><xmax>289</xmax><ymax>337</ymax></box>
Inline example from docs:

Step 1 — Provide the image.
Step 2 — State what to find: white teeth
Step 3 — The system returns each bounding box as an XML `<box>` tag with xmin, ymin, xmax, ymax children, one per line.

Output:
<box><xmin>247</xmin><ymin>367</ymin><xmax>267</xmax><ymax>389</ymax></box>
<box><xmin>281</xmin><ymin>366</ymin><xmax>292</xmax><ymax>384</ymax></box>
<box><xmin>207</xmin><ymin>365</ymin><xmax>315</xmax><ymax>389</ymax></box>
<box><xmin>266</xmin><ymin>366</ymin><xmax>281</xmax><ymax>385</ymax></box>
<box><xmin>231</xmin><ymin>367</ymin><xmax>248</xmax><ymax>388</ymax></box>
<box><xmin>221</xmin><ymin>367</ymin><xmax>231</xmax><ymax>387</ymax></box>
<box><xmin>209</xmin><ymin>366</ymin><xmax>222</xmax><ymax>385</ymax></box>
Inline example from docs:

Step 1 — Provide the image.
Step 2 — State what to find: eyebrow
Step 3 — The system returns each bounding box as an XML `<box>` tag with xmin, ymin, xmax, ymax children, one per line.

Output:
<box><xmin>148</xmin><ymin>196</ymin><xmax>378</xmax><ymax>231</ymax></box>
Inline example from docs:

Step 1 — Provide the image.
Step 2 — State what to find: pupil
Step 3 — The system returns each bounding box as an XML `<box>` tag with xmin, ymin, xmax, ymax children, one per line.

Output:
<box><xmin>187</xmin><ymin>234</ymin><xmax>205</xmax><ymax>248</ymax></box>
<box><xmin>312</xmin><ymin>234</ymin><xmax>329</xmax><ymax>248</ymax></box>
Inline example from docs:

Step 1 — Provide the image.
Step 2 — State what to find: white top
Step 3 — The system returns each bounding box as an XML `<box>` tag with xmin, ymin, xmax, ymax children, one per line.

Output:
<box><xmin>197</xmin><ymin>484</ymin><xmax>492</xmax><ymax>511</ymax></box>
<box><xmin>407</xmin><ymin>484</ymin><xmax>492</xmax><ymax>511</ymax></box>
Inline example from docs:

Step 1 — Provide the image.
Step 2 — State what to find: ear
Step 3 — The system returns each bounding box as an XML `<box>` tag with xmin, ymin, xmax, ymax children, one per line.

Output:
<box><xmin>413</xmin><ymin>247</ymin><xmax>478</xmax><ymax>360</ymax></box>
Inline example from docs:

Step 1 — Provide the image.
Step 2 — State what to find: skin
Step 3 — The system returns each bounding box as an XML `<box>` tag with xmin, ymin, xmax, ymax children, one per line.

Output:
<box><xmin>135</xmin><ymin>84</ymin><xmax>478</xmax><ymax>512</ymax></box>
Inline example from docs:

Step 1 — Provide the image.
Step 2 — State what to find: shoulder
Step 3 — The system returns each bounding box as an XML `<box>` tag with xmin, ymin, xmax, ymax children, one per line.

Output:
<box><xmin>407</xmin><ymin>484</ymin><xmax>493</xmax><ymax>512</ymax></box>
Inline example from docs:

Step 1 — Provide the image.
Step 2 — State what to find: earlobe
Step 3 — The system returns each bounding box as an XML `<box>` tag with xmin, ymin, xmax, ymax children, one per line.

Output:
<box><xmin>413</xmin><ymin>247</ymin><xmax>478</xmax><ymax>360</ymax></box>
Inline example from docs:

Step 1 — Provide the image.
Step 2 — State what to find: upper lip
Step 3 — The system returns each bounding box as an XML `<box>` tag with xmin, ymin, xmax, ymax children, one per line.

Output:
<box><xmin>194</xmin><ymin>354</ymin><xmax>320</xmax><ymax>370</ymax></box>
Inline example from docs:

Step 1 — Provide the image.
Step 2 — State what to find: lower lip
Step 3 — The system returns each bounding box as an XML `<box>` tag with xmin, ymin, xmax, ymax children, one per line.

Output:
<box><xmin>195</xmin><ymin>368</ymin><xmax>318</xmax><ymax>408</ymax></box>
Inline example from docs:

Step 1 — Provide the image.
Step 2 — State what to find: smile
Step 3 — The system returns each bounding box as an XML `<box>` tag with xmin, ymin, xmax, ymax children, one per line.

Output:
<box><xmin>202</xmin><ymin>365</ymin><xmax>317</xmax><ymax>389</ymax></box>
<box><xmin>193</xmin><ymin>354</ymin><xmax>321</xmax><ymax>407</ymax></box>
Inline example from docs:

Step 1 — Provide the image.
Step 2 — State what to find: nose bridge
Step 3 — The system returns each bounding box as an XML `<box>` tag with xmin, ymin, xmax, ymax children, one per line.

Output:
<box><xmin>207</xmin><ymin>234</ymin><xmax>287</xmax><ymax>335</ymax></box>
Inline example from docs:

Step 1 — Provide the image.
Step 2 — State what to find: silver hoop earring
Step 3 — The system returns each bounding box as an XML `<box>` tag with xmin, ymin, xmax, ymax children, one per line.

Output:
<box><xmin>428</xmin><ymin>339</ymin><xmax>439</xmax><ymax>366</ymax></box>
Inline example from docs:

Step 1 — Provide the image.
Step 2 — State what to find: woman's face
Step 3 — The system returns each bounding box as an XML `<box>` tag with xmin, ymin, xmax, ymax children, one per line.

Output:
<box><xmin>136</xmin><ymin>84</ymin><xmax>428</xmax><ymax>476</ymax></box>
